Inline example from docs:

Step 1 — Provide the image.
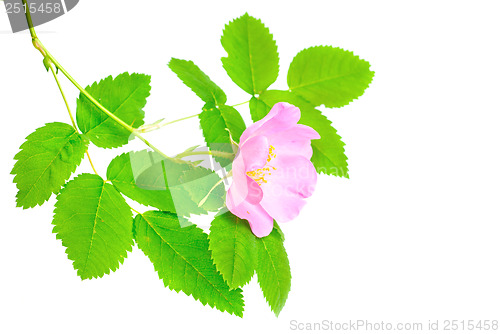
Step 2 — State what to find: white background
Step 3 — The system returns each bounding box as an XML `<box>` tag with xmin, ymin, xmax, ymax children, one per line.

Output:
<box><xmin>1</xmin><ymin>1</ymin><xmax>500</xmax><ymax>333</ymax></box>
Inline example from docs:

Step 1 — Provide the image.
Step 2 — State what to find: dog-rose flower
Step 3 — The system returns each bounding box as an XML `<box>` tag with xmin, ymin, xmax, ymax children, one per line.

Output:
<box><xmin>226</xmin><ymin>102</ymin><xmax>320</xmax><ymax>237</ymax></box>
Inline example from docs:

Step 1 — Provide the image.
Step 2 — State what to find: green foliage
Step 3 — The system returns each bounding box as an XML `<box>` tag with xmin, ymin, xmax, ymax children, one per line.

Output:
<box><xmin>11</xmin><ymin>12</ymin><xmax>375</xmax><ymax>318</ymax></box>
<box><xmin>248</xmin><ymin>96</ymin><xmax>269</xmax><ymax>121</ymax></box>
<box><xmin>180</xmin><ymin>167</ymin><xmax>225</xmax><ymax>212</ymax></box>
<box><xmin>76</xmin><ymin>72</ymin><xmax>151</xmax><ymax>148</ymax></box>
<box><xmin>107</xmin><ymin>150</ymin><xmax>224</xmax><ymax>216</ymax></box>
<box><xmin>52</xmin><ymin>173</ymin><xmax>133</xmax><ymax>279</ymax></box>
<box><xmin>168</xmin><ymin>58</ymin><xmax>227</xmax><ymax>105</ymax></box>
<box><xmin>209</xmin><ymin>211</ymin><xmax>257</xmax><ymax>289</ymax></box>
<box><xmin>256</xmin><ymin>227</ymin><xmax>291</xmax><ymax>316</ymax></box>
<box><xmin>134</xmin><ymin>211</ymin><xmax>244</xmax><ymax>316</ymax></box>
<box><xmin>199</xmin><ymin>102</ymin><xmax>246</xmax><ymax>167</ymax></box>
<box><xmin>11</xmin><ymin>122</ymin><xmax>88</xmax><ymax>209</ymax></box>
<box><xmin>221</xmin><ymin>13</ymin><xmax>279</xmax><ymax>95</ymax></box>
<box><xmin>168</xmin><ymin>58</ymin><xmax>246</xmax><ymax>168</ymax></box>
<box><xmin>288</xmin><ymin>46</ymin><xmax>374</xmax><ymax>108</ymax></box>
<box><xmin>257</xmin><ymin>90</ymin><xmax>349</xmax><ymax>177</ymax></box>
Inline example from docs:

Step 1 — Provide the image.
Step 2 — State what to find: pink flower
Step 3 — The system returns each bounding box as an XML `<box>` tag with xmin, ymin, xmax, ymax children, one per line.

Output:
<box><xmin>226</xmin><ymin>102</ymin><xmax>320</xmax><ymax>238</ymax></box>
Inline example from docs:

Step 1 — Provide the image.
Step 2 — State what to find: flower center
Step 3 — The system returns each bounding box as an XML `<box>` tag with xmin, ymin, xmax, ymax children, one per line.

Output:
<box><xmin>246</xmin><ymin>145</ymin><xmax>277</xmax><ymax>185</ymax></box>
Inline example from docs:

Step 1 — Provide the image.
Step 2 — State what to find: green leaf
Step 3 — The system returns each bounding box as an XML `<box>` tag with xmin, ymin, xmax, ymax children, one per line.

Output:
<box><xmin>273</xmin><ymin>221</ymin><xmax>285</xmax><ymax>241</ymax></box>
<box><xmin>249</xmin><ymin>96</ymin><xmax>269</xmax><ymax>122</ymax></box>
<box><xmin>199</xmin><ymin>102</ymin><xmax>246</xmax><ymax>167</ymax></box>
<box><xmin>76</xmin><ymin>72</ymin><xmax>151</xmax><ymax>148</ymax></box>
<box><xmin>11</xmin><ymin>122</ymin><xmax>88</xmax><ymax>209</ymax></box>
<box><xmin>180</xmin><ymin>167</ymin><xmax>225</xmax><ymax>212</ymax></box>
<box><xmin>258</xmin><ymin>90</ymin><xmax>349</xmax><ymax>177</ymax></box>
<box><xmin>52</xmin><ymin>173</ymin><xmax>133</xmax><ymax>279</ymax></box>
<box><xmin>42</xmin><ymin>56</ymin><xmax>51</xmax><ymax>72</ymax></box>
<box><xmin>288</xmin><ymin>46</ymin><xmax>374</xmax><ymax>108</ymax></box>
<box><xmin>107</xmin><ymin>150</ymin><xmax>217</xmax><ymax>217</ymax></box>
<box><xmin>221</xmin><ymin>13</ymin><xmax>279</xmax><ymax>95</ymax></box>
<box><xmin>256</xmin><ymin>227</ymin><xmax>291</xmax><ymax>316</ymax></box>
<box><xmin>168</xmin><ymin>58</ymin><xmax>227</xmax><ymax>105</ymax></box>
<box><xmin>134</xmin><ymin>211</ymin><xmax>244</xmax><ymax>316</ymax></box>
<box><xmin>209</xmin><ymin>211</ymin><xmax>257</xmax><ymax>289</ymax></box>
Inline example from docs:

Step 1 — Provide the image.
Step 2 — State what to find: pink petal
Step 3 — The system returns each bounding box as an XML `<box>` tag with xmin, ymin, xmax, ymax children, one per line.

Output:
<box><xmin>267</xmin><ymin>124</ymin><xmax>320</xmax><ymax>160</ymax></box>
<box><xmin>226</xmin><ymin>192</ymin><xmax>274</xmax><ymax>238</ymax></box>
<box><xmin>260</xmin><ymin>154</ymin><xmax>317</xmax><ymax>222</ymax></box>
<box><xmin>240</xmin><ymin>135</ymin><xmax>269</xmax><ymax>172</ymax></box>
<box><xmin>240</xmin><ymin>103</ymin><xmax>301</xmax><ymax>144</ymax></box>
<box><xmin>260</xmin><ymin>191</ymin><xmax>307</xmax><ymax>223</ymax></box>
<box><xmin>227</xmin><ymin>154</ymin><xmax>263</xmax><ymax>206</ymax></box>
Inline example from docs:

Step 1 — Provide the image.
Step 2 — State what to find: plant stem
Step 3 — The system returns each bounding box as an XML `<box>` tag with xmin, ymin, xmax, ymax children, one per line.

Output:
<box><xmin>48</xmin><ymin>63</ymin><xmax>78</xmax><ymax>130</ymax></box>
<box><xmin>162</xmin><ymin>113</ymin><xmax>199</xmax><ymax>126</ymax></box>
<box><xmin>231</xmin><ymin>100</ymin><xmax>250</xmax><ymax>107</ymax></box>
<box><xmin>129</xmin><ymin>207</ymin><xmax>141</xmax><ymax>215</ymax></box>
<box><xmin>49</xmin><ymin>61</ymin><xmax>99</xmax><ymax>175</ymax></box>
<box><xmin>21</xmin><ymin>0</ymin><xmax>37</xmax><ymax>39</ymax></box>
<box><xmin>197</xmin><ymin>170</ymin><xmax>232</xmax><ymax>207</ymax></box>
<box><xmin>137</xmin><ymin>113</ymin><xmax>200</xmax><ymax>133</ymax></box>
<box><xmin>85</xmin><ymin>150</ymin><xmax>99</xmax><ymax>175</ymax></box>
<box><xmin>21</xmin><ymin>0</ymin><xmax>171</xmax><ymax>160</ymax></box>
<box><xmin>39</xmin><ymin>41</ymin><xmax>136</xmax><ymax>133</ymax></box>
<box><xmin>175</xmin><ymin>150</ymin><xmax>234</xmax><ymax>160</ymax></box>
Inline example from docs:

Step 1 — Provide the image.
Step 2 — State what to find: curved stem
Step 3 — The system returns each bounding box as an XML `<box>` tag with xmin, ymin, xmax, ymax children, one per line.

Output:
<box><xmin>21</xmin><ymin>0</ymin><xmax>171</xmax><ymax>160</ymax></box>
<box><xmin>39</xmin><ymin>41</ymin><xmax>136</xmax><ymax>133</ymax></box>
<box><xmin>38</xmin><ymin>42</ymin><xmax>170</xmax><ymax>158</ymax></box>
<box><xmin>48</xmin><ymin>63</ymin><xmax>77</xmax><ymax>130</ymax></box>
<box><xmin>197</xmin><ymin>170</ymin><xmax>232</xmax><ymax>207</ymax></box>
<box><xmin>85</xmin><ymin>151</ymin><xmax>99</xmax><ymax>175</ymax></box>
<box><xmin>198</xmin><ymin>178</ymin><xmax>224</xmax><ymax>207</ymax></box>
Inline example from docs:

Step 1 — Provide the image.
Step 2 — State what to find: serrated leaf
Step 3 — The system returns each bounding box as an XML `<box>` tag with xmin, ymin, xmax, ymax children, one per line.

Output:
<box><xmin>209</xmin><ymin>211</ymin><xmax>257</xmax><ymax>289</ymax></box>
<box><xmin>76</xmin><ymin>72</ymin><xmax>151</xmax><ymax>148</ymax></box>
<box><xmin>221</xmin><ymin>13</ymin><xmax>279</xmax><ymax>95</ymax></box>
<box><xmin>52</xmin><ymin>173</ymin><xmax>133</xmax><ymax>279</ymax></box>
<box><xmin>168</xmin><ymin>58</ymin><xmax>227</xmax><ymax>105</ymax></box>
<box><xmin>199</xmin><ymin>102</ymin><xmax>246</xmax><ymax>167</ymax></box>
<box><xmin>107</xmin><ymin>150</ymin><xmax>208</xmax><ymax>217</ymax></box>
<box><xmin>180</xmin><ymin>167</ymin><xmax>225</xmax><ymax>212</ymax></box>
<box><xmin>249</xmin><ymin>96</ymin><xmax>271</xmax><ymax>122</ymax></box>
<box><xmin>134</xmin><ymin>211</ymin><xmax>244</xmax><ymax>316</ymax></box>
<box><xmin>256</xmin><ymin>227</ymin><xmax>291</xmax><ymax>317</ymax></box>
<box><xmin>11</xmin><ymin>122</ymin><xmax>88</xmax><ymax>209</ymax></box>
<box><xmin>273</xmin><ymin>221</ymin><xmax>285</xmax><ymax>241</ymax></box>
<box><xmin>258</xmin><ymin>90</ymin><xmax>349</xmax><ymax>177</ymax></box>
<box><xmin>288</xmin><ymin>46</ymin><xmax>374</xmax><ymax>108</ymax></box>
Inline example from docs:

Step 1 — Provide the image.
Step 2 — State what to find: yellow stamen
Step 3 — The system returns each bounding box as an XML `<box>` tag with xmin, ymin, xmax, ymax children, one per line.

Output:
<box><xmin>246</xmin><ymin>145</ymin><xmax>277</xmax><ymax>185</ymax></box>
